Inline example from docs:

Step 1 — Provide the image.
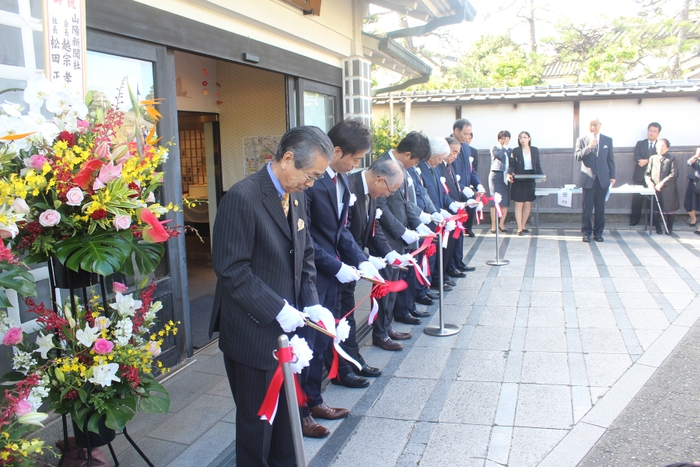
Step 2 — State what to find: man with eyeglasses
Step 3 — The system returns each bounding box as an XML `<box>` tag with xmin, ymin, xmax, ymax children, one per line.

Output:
<box><xmin>300</xmin><ymin>120</ymin><xmax>384</xmax><ymax>437</ymax></box>
<box><xmin>209</xmin><ymin>125</ymin><xmax>334</xmax><ymax>467</ymax></box>
<box><xmin>373</xmin><ymin>131</ymin><xmax>433</xmax><ymax>350</ymax></box>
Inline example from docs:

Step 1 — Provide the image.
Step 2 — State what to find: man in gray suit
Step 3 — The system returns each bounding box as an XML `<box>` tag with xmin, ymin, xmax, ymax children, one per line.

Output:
<box><xmin>209</xmin><ymin>126</ymin><xmax>334</xmax><ymax>467</ymax></box>
<box><xmin>374</xmin><ymin>131</ymin><xmax>432</xmax><ymax>350</ymax></box>
<box><xmin>575</xmin><ymin>118</ymin><xmax>616</xmax><ymax>243</ymax></box>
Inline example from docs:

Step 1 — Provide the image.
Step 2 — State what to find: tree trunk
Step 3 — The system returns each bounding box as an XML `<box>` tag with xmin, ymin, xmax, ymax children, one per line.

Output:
<box><xmin>670</xmin><ymin>0</ymin><xmax>690</xmax><ymax>78</ymax></box>
<box><xmin>527</xmin><ymin>0</ymin><xmax>537</xmax><ymax>54</ymax></box>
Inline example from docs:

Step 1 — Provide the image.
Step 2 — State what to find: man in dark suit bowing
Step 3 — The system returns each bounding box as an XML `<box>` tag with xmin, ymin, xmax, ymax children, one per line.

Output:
<box><xmin>575</xmin><ymin>117</ymin><xmax>616</xmax><ymax>243</ymax></box>
<box><xmin>374</xmin><ymin>131</ymin><xmax>432</xmax><ymax>350</ymax></box>
<box><xmin>301</xmin><ymin>120</ymin><xmax>382</xmax><ymax>434</ymax></box>
<box><xmin>630</xmin><ymin>122</ymin><xmax>661</xmax><ymax>226</ymax></box>
<box><xmin>342</xmin><ymin>159</ymin><xmax>407</xmax><ymax>353</ymax></box>
<box><xmin>209</xmin><ymin>126</ymin><xmax>334</xmax><ymax>466</ymax></box>
<box><xmin>450</xmin><ymin>119</ymin><xmax>485</xmax><ymax>241</ymax></box>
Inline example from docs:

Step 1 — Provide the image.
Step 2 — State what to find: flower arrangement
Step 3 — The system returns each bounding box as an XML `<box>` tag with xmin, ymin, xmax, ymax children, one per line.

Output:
<box><xmin>2</xmin><ymin>279</ymin><xmax>177</xmax><ymax>435</ymax></box>
<box><xmin>0</xmin><ymin>75</ymin><xmax>178</xmax><ymax>277</ymax></box>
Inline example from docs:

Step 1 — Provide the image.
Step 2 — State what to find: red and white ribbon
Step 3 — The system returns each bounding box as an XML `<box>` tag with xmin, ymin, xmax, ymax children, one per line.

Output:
<box><xmin>257</xmin><ymin>346</ymin><xmax>307</xmax><ymax>424</ymax></box>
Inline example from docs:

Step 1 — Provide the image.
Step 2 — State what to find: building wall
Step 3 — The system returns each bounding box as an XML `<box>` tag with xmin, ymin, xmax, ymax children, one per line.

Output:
<box><xmin>217</xmin><ymin>62</ymin><xmax>287</xmax><ymax>189</ymax></box>
<box><xmin>137</xmin><ymin>0</ymin><xmax>354</xmax><ymax>68</ymax></box>
<box><xmin>374</xmin><ymin>96</ymin><xmax>700</xmax><ymax>150</ymax></box>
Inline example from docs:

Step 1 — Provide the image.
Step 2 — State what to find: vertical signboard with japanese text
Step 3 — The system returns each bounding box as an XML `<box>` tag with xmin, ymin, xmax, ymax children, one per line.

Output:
<box><xmin>42</xmin><ymin>0</ymin><xmax>87</xmax><ymax>97</ymax></box>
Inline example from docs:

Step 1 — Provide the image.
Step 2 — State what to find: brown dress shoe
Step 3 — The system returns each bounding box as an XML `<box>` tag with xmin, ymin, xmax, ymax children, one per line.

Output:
<box><xmin>309</xmin><ymin>403</ymin><xmax>350</xmax><ymax>420</ymax></box>
<box><xmin>388</xmin><ymin>330</ymin><xmax>412</xmax><ymax>340</ymax></box>
<box><xmin>301</xmin><ymin>416</ymin><xmax>330</xmax><ymax>438</ymax></box>
<box><xmin>372</xmin><ymin>336</ymin><xmax>403</xmax><ymax>351</ymax></box>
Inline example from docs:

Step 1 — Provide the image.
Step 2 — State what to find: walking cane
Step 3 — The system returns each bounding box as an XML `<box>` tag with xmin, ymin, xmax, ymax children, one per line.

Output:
<box><xmin>653</xmin><ymin>192</ymin><xmax>669</xmax><ymax>234</ymax></box>
<box><xmin>278</xmin><ymin>335</ymin><xmax>307</xmax><ymax>467</ymax></box>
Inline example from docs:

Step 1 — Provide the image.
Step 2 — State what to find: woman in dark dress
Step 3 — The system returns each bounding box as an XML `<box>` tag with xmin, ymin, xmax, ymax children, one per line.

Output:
<box><xmin>489</xmin><ymin>130</ymin><xmax>513</xmax><ymax>233</ymax></box>
<box><xmin>645</xmin><ymin>138</ymin><xmax>679</xmax><ymax>234</ymax></box>
<box><xmin>683</xmin><ymin>147</ymin><xmax>700</xmax><ymax>234</ymax></box>
<box><xmin>509</xmin><ymin>131</ymin><xmax>544</xmax><ymax>235</ymax></box>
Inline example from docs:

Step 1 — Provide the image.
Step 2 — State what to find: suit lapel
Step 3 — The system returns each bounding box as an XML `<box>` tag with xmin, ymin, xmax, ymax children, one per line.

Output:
<box><xmin>258</xmin><ymin>169</ymin><xmax>292</xmax><ymax>240</ymax></box>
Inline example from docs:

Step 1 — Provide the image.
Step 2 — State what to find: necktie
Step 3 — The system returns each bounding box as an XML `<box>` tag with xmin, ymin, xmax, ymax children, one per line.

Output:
<box><xmin>650</xmin><ymin>141</ymin><xmax>656</xmax><ymax>155</ymax></box>
<box><xmin>281</xmin><ymin>193</ymin><xmax>289</xmax><ymax>217</ymax></box>
<box><xmin>430</xmin><ymin>167</ymin><xmax>439</xmax><ymax>187</ymax></box>
<box><xmin>332</xmin><ymin>174</ymin><xmax>337</xmax><ymax>185</ymax></box>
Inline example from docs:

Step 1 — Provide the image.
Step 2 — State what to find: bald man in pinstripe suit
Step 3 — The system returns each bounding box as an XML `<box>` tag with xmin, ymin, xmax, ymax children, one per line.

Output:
<box><xmin>209</xmin><ymin>126</ymin><xmax>333</xmax><ymax>467</ymax></box>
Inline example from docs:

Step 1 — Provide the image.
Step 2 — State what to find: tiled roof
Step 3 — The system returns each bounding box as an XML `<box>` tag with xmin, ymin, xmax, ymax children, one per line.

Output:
<box><xmin>372</xmin><ymin>80</ymin><xmax>700</xmax><ymax>104</ymax></box>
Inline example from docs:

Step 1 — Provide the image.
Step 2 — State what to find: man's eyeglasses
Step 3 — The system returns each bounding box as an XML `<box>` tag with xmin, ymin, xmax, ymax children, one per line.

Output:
<box><xmin>383</xmin><ymin>178</ymin><xmax>397</xmax><ymax>195</ymax></box>
<box><xmin>303</xmin><ymin>171</ymin><xmax>324</xmax><ymax>182</ymax></box>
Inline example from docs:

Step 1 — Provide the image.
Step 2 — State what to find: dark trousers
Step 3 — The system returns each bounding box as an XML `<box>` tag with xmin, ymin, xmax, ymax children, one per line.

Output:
<box><xmin>654</xmin><ymin>213</ymin><xmax>675</xmax><ymax>233</ymax></box>
<box><xmin>582</xmin><ymin>178</ymin><xmax>608</xmax><ymax>237</ymax></box>
<box><xmin>224</xmin><ymin>356</ymin><xmax>295</xmax><ymax>467</ymax></box>
<box><xmin>329</xmin><ymin>281</ymin><xmax>365</xmax><ymax>377</ymax></box>
<box><xmin>374</xmin><ymin>266</ymin><xmax>400</xmax><ymax>339</ymax></box>
<box><xmin>630</xmin><ymin>180</ymin><xmax>647</xmax><ymax>224</ymax></box>
<box><xmin>464</xmin><ymin>205</ymin><xmax>477</xmax><ymax>234</ymax></box>
<box><xmin>432</xmin><ymin>234</ymin><xmax>457</xmax><ymax>282</ymax></box>
<box><xmin>452</xmin><ymin>229</ymin><xmax>467</xmax><ymax>270</ymax></box>
<box><xmin>299</xmin><ymin>285</ymin><xmax>335</xmax><ymax>411</ymax></box>
<box><xmin>394</xmin><ymin>264</ymin><xmax>416</xmax><ymax>318</ymax></box>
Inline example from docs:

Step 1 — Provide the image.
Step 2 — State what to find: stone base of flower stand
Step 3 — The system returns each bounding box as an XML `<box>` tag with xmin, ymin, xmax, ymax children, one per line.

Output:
<box><xmin>58</xmin><ymin>413</ymin><xmax>155</xmax><ymax>467</ymax></box>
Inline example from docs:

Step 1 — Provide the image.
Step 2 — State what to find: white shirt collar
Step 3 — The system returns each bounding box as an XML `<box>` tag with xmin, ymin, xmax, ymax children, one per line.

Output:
<box><xmin>326</xmin><ymin>166</ymin><xmax>337</xmax><ymax>178</ymax></box>
<box><xmin>361</xmin><ymin>170</ymin><xmax>370</xmax><ymax>196</ymax></box>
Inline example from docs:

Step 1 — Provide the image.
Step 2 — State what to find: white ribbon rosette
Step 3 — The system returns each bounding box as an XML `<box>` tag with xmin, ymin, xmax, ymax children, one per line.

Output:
<box><xmin>288</xmin><ymin>335</ymin><xmax>313</xmax><ymax>374</ymax></box>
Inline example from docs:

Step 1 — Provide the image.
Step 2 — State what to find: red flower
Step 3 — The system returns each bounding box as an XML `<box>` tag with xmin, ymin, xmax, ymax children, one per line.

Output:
<box><xmin>56</xmin><ymin>131</ymin><xmax>76</xmax><ymax>147</ymax></box>
<box><xmin>90</xmin><ymin>209</ymin><xmax>107</xmax><ymax>220</ymax></box>
<box><xmin>128</xmin><ymin>182</ymin><xmax>141</xmax><ymax>198</ymax></box>
<box><xmin>138</xmin><ymin>208</ymin><xmax>170</xmax><ymax>243</ymax></box>
<box><xmin>73</xmin><ymin>159</ymin><xmax>103</xmax><ymax>190</ymax></box>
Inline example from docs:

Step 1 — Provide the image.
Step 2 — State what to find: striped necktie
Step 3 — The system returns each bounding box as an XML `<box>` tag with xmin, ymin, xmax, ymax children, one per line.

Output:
<box><xmin>281</xmin><ymin>193</ymin><xmax>289</xmax><ymax>217</ymax></box>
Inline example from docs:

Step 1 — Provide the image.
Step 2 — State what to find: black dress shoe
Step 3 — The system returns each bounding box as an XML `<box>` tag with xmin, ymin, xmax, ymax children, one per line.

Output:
<box><xmin>442</xmin><ymin>283</ymin><xmax>454</xmax><ymax>291</ymax></box>
<box><xmin>629</xmin><ymin>221</ymin><xmax>639</xmax><ymax>226</ymax></box>
<box><xmin>410</xmin><ymin>308</ymin><xmax>430</xmax><ymax>318</ymax></box>
<box><xmin>445</xmin><ymin>279</ymin><xmax>457</xmax><ymax>287</ymax></box>
<box><xmin>331</xmin><ymin>372</ymin><xmax>370</xmax><ymax>388</ymax></box>
<box><xmin>426</xmin><ymin>291</ymin><xmax>439</xmax><ymax>300</ymax></box>
<box><xmin>394</xmin><ymin>314</ymin><xmax>421</xmax><ymax>325</ymax></box>
<box><xmin>447</xmin><ymin>269</ymin><xmax>466</xmax><ymax>278</ymax></box>
<box><xmin>582</xmin><ymin>235</ymin><xmax>591</xmax><ymax>243</ymax></box>
<box><xmin>466</xmin><ymin>231</ymin><xmax>475</xmax><ymax>237</ymax></box>
<box><xmin>430</xmin><ymin>282</ymin><xmax>452</xmax><ymax>291</ymax></box>
<box><xmin>415</xmin><ymin>295</ymin><xmax>434</xmax><ymax>306</ymax></box>
<box><xmin>593</xmin><ymin>236</ymin><xmax>604</xmax><ymax>242</ymax></box>
<box><xmin>358</xmin><ymin>365</ymin><xmax>382</xmax><ymax>377</ymax></box>
<box><xmin>457</xmin><ymin>265</ymin><xmax>476</xmax><ymax>272</ymax></box>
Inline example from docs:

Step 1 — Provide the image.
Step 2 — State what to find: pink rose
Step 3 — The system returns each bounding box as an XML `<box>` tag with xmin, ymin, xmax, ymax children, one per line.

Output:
<box><xmin>65</xmin><ymin>187</ymin><xmax>84</xmax><ymax>206</ymax></box>
<box><xmin>15</xmin><ymin>399</ymin><xmax>32</xmax><ymax>417</ymax></box>
<box><xmin>93</xmin><ymin>338</ymin><xmax>114</xmax><ymax>355</ymax></box>
<box><xmin>11</xmin><ymin>198</ymin><xmax>29</xmax><ymax>214</ymax></box>
<box><xmin>113</xmin><ymin>215</ymin><xmax>132</xmax><ymax>231</ymax></box>
<box><xmin>38</xmin><ymin>210</ymin><xmax>60</xmax><ymax>227</ymax></box>
<box><xmin>3</xmin><ymin>327</ymin><xmax>23</xmax><ymax>346</ymax></box>
<box><xmin>76</xmin><ymin>119</ymin><xmax>90</xmax><ymax>134</ymax></box>
<box><xmin>112</xmin><ymin>282</ymin><xmax>127</xmax><ymax>294</ymax></box>
<box><xmin>28</xmin><ymin>155</ymin><xmax>48</xmax><ymax>170</ymax></box>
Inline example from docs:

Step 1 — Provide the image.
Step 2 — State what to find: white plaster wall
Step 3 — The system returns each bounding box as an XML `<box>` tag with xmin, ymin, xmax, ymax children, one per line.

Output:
<box><xmin>375</xmin><ymin>97</ymin><xmax>700</xmax><ymax>149</ymax></box>
<box><xmin>174</xmin><ymin>51</ymin><xmax>219</xmax><ymax>113</ymax></box>
<box><xmin>579</xmin><ymin>97</ymin><xmax>700</xmax><ymax>147</ymax></box>
<box><xmin>137</xmin><ymin>0</ymin><xmax>354</xmax><ymax>67</ymax></box>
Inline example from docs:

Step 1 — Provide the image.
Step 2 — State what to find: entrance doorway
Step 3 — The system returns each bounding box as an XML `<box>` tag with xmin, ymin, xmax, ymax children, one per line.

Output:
<box><xmin>178</xmin><ymin>111</ymin><xmax>221</xmax><ymax>349</ymax></box>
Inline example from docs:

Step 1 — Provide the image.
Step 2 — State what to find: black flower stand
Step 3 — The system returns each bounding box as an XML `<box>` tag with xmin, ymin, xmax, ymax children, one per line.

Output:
<box><xmin>48</xmin><ymin>258</ymin><xmax>155</xmax><ymax>467</ymax></box>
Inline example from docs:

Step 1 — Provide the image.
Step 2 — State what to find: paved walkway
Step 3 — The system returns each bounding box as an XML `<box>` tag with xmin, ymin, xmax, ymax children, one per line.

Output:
<box><xmin>100</xmin><ymin>225</ymin><xmax>700</xmax><ymax>467</ymax></box>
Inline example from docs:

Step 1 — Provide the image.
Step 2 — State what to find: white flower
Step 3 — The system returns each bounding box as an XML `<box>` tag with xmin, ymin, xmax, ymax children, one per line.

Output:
<box><xmin>148</xmin><ymin>204</ymin><xmax>168</xmax><ymax>216</ymax></box>
<box><xmin>109</xmin><ymin>292</ymin><xmax>142</xmax><ymax>317</ymax></box>
<box><xmin>17</xmin><ymin>412</ymin><xmax>49</xmax><ymax>427</ymax></box>
<box><xmin>494</xmin><ymin>192</ymin><xmax>503</xmax><ymax>204</ymax></box>
<box><xmin>440</xmin><ymin>176</ymin><xmax>446</xmax><ymax>184</ymax></box>
<box><xmin>45</xmin><ymin>91</ymin><xmax>72</xmax><ymax>115</ymax></box>
<box><xmin>34</xmin><ymin>332</ymin><xmax>55</xmax><ymax>359</ymax></box>
<box><xmin>349</xmin><ymin>193</ymin><xmax>357</xmax><ymax>207</ymax></box>
<box><xmin>415</xmin><ymin>167</ymin><xmax>422</xmax><ymax>175</ymax></box>
<box><xmin>11</xmin><ymin>198</ymin><xmax>29</xmax><ymax>214</ymax></box>
<box><xmin>334</xmin><ymin>318</ymin><xmax>350</xmax><ymax>344</ymax></box>
<box><xmin>88</xmin><ymin>363</ymin><xmax>121</xmax><ymax>387</ymax></box>
<box><xmin>456</xmin><ymin>174</ymin><xmax>461</xmax><ymax>181</ymax></box>
<box><xmin>1</xmin><ymin>101</ymin><xmax>23</xmax><ymax>117</ymax></box>
<box><xmin>145</xmin><ymin>340</ymin><xmax>161</xmax><ymax>356</ymax></box>
<box><xmin>23</xmin><ymin>74</ymin><xmax>54</xmax><ymax>110</ymax></box>
<box><xmin>12</xmin><ymin>349</ymin><xmax>37</xmax><ymax>375</ymax></box>
<box><xmin>288</xmin><ymin>335</ymin><xmax>312</xmax><ymax>374</ymax></box>
<box><xmin>375</xmin><ymin>208</ymin><xmax>382</xmax><ymax>220</ymax></box>
<box><xmin>114</xmin><ymin>318</ymin><xmax>133</xmax><ymax>346</ymax></box>
<box><xmin>145</xmin><ymin>192</ymin><xmax>156</xmax><ymax>203</ymax></box>
<box><xmin>145</xmin><ymin>301</ymin><xmax>162</xmax><ymax>322</ymax></box>
<box><xmin>75</xmin><ymin>324</ymin><xmax>99</xmax><ymax>348</ymax></box>
<box><xmin>94</xmin><ymin>316</ymin><xmax>111</xmax><ymax>330</ymax></box>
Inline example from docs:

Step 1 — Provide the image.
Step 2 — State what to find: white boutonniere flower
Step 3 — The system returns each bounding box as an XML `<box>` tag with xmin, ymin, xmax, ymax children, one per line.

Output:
<box><xmin>456</xmin><ymin>174</ymin><xmax>461</xmax><ymax>181</ymax></box>
<box><xmin>440</xmin><ymin>176</ymin><xmax>447</xmax><ymax>184</ymax></box>
<box><xmin>415</xmin><ymin>167</ymin><xmax>422</xmax><ymax>175</ymax></box>
<box><xmin>469</xmin><ymin>156</ymin><xmax>474</xmax><ymax>164</ymax></box>
<box><xmin>349</xmin><ymin>193</ymin><xmax>357</xmax><ymax>206</ymax></box>
<box><xmin>375</xmin><ymin>208</ymin><xmax>383</xmax><ymax>220</ymax></box>
<box><xmin>407</xmin><ymin>176</ymin><xmax>414</xmax><ymax>186</ymax></box>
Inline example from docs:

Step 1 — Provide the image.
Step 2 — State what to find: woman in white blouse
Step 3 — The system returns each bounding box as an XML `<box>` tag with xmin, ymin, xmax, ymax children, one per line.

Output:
<box><xmin>509</xmin><ymin>131</ymin><xmax>544</xmax><ymax>235</ymax></box>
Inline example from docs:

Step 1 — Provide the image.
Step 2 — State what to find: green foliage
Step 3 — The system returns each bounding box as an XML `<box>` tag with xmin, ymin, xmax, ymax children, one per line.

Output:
<box><xmin>54</xmin><ymin>230</ymin><xmax>134</xmax><ymax>277</ymax></box>
<box><xmin>412</xmin><ymin>35</ymin><xmax>544</xmax><ymax>90</ymax></box>
<box><xmin>0</xmin><ymin>260</ymin><xmax>36</xmax><ymax>308</ymax></box>
<box><xmin>370</xmin><ymin>114</ymin><xmax>406</xmax><ymax>160</ymax></box>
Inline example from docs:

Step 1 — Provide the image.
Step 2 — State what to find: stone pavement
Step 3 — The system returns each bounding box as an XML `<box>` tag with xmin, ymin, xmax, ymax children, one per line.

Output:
<box><xmin>101</xmin><ymin>225</ymin><xmax>700</xmax><ymax>467</ymax></box>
